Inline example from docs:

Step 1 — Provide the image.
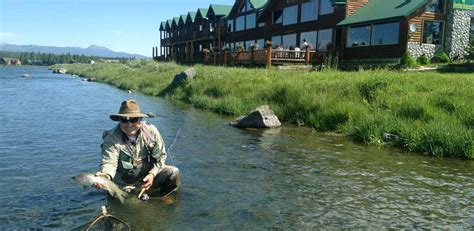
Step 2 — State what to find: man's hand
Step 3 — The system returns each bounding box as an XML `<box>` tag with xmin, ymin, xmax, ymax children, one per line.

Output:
<box><xmin>93</xmin><ymin>172</ymin><xmax>109</xmax><ymax>189</ymax></box>
<box><xmin>142</xmin><ymin>173</ymin><xmax>155</xmax><ymax>190</ymax></box>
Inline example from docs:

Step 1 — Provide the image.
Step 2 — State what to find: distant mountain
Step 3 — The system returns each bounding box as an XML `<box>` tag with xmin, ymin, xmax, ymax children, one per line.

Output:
<box><xmin>0</xmin><ymin>43</ymin><xmax>147</xmax><ymax>59</ymax></box>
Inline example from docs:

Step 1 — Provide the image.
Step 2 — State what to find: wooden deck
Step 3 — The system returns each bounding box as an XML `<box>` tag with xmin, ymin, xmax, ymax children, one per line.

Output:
<box><xmin>153</xmin><ymin>46</ymin><xmax>323</xmax><ymax>67</ymax></box>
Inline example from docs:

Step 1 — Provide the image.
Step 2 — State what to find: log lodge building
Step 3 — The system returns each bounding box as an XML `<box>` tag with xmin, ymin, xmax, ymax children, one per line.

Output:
<box><xmin>153</xmin><ymin>0</ymin><xmax>473</xmax><ymax>65</ymax></box>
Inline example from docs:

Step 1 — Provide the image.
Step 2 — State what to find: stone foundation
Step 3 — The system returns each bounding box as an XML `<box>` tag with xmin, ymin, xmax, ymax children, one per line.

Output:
<box><xmin>407</xmin><ymin>42</ymin><xmax>442</xmax><ymax>59</ymax></box>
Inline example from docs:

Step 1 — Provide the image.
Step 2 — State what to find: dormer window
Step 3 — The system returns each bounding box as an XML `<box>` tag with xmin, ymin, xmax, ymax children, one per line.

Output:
<box><xmin>426</xmin><ymin>0</ymin><xmax>445</xmax><ymax>13</ymax></box>
<box><xmin>239</xmin><ymin>4</ymin><xmax>245</xmax><ymax>13</ymax></box>
<box><xmin>245</xmin><ymin>0</ymin><xmax>253</xmax><ymax>11</ymax></box>
<box><xmin>240</xmin><ymin>0</ymin><xmax>253</xmax><ymax>13</ymax></box>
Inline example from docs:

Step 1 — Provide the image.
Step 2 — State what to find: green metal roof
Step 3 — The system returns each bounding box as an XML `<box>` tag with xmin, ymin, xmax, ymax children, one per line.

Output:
<box><xmin>186</xmin><ymin>12</ymin><xmax>196</xmax><ymax>23</ymax></box>
<box><xmin>179</xmin><ymin>14</ymin><xmax>187</xmax><ymax>25</ymax></box>
<box><xmin>338</xmin><ymin>0</ymin><xmax>429</xmax><ymax>26</ymax></box>
<box><xmin>196</xmin><ymin>8</ymin><xmax>209</xmax><ymax>19</ymax></box>
<box><xmin>208</xmin><ymin>4</ymin><xmax>232</xmax><ymax>17</ymax></box>
<box><xmin>159</xmin><ymin>21</ymin><xmax>166</xmax><ymax>30</ymax></box>
<box><xmin>250</xmin><ymin>0</ymin><xmax>268</xmax><ymax>9</ymax></box>
<box><xmin>172</xmin><ymin>17</ymin><xmax>180</xmax><ymax>27</ymax></box>
<box><xmin>165</xmin><ymin>19</ymin><xmax>173</xmax><ymax>30</ymax></box>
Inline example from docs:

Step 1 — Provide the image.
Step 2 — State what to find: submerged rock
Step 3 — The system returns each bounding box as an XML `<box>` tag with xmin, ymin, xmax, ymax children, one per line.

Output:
<box><xmin>231</xmin><ymin>105</ymin><xmax>281</xmax><ymax>128</ymax></box>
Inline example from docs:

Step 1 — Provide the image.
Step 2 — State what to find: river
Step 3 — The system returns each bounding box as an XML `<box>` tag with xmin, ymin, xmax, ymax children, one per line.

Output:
<box><xmin>0</xmin><ymin>66</ymin><xmax>472</xmax><ymax>229</ymax></box>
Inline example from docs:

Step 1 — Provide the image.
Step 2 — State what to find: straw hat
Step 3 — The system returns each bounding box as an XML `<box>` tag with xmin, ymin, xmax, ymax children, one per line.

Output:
<box><xmin>110</xmin><ymin>100</ymin><xmax>148</xmax><ymax>121</ymax></box>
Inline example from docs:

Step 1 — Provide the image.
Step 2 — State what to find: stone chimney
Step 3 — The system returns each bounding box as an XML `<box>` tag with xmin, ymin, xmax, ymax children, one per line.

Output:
<box><xmin>444</xmin><ymin>2</ymin><xmax>471</xmax><ymax>60</ymax></box>
<box><xmin>346</xmin><ymin>0</ymin><xmax>369</xmax><ymax>17</ymax></box>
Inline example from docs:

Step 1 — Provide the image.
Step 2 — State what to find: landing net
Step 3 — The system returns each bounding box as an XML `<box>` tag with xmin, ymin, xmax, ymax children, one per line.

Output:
<box><xmin>85</xmin><ymin>206</ymin><xmax>130</xmax><ymax>231</ymax></box>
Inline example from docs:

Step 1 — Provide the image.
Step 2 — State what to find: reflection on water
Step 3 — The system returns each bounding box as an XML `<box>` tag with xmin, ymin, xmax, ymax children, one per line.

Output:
<box><xmin>0</xmin><ymin>66</ymin><xmax>472</xmax><ymax>229</ymax></box>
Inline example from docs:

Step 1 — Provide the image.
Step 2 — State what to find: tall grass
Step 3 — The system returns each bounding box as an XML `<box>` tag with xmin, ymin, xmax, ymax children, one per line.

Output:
<box><xmin>54</xmin><ymin>62</ymin><xmax>474</xmax><ymax>159</ymax></box>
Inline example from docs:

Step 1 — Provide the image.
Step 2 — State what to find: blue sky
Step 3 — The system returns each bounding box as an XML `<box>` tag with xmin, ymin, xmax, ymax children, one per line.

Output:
<box><xmin>0</xmin><ymin>0</ymin><xmax>235</xmax><ymax>57</ymax></box>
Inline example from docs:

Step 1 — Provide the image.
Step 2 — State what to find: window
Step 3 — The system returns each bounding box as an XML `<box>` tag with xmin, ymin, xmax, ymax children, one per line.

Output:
<box><xmin>256</xmin><ymin>39</ymin><xmax>264</xmax><ymax>49</ymax></box>
<box><xmin>347</xmin><ymin>25</ymin><xmax>370</xmax><ymax>47</ymax></box>
<box><xmin>372</xmin><ymin>22</ymin><xmax>399</xmax><ymax>45</ymax></box>
<box><xmin>209</xmin><ymin>22</ymin><xmax>214</xmax><ymax>32</ymax></box>
<box><xmin>246</xmin><ymin>40</ymin><xmax>254</xmax><ymax>50</ymax></box>
<box><xmin>236</xmin><ymin>42</ymin><xmax>244</xmax><ymax>50</ymax></box>
<box><xmin>301</xmin><ymin>0</ymin><xmax>319</xmax><ymax>22</ymax></box>
<box><xmin>423</xmin><ymin>20</ymin><xmax>444</xmax><ymax>45</ymax></box>
<box><xmin>283</xmin><ymin>34</ymin><xmax>297</xmax><ymax>49</ymax></box>
<box><xmin>236</xmin><ymin>16</ymin><xmax>245</xmax><ymax>31</ymax></box>
<box><xmin>317</xmin><ymin>29</ymin><xmax>332</xmax><ymax>51</ymax></box>
<box><xmin>246</xmin><ymin>13</ymin><xmax>256</xmax><ymax>29</ymax></box>
<box><xmin>283</xmin><ymin>5</ymin><xmax>298</xmax><ymax>26</ymax></box>
<box><xmin>320</xmin><ymin>0</ymin><xmax>334</xmax><ymax>15</ymax></box>
<box><xmin>273</xmin><ymin>10</ymin><xmax>283</xmax><ymax>24</ymax></box>
<box><xmin>227</xmin><ymin>20</ymin><xmax>234</xmax><ymax>32</ymax></box>
<box><xmin>257</xmin><ymin>12</ymin><xmax>265</xmax><ymax>27</ymax></box>
<box><xmin>245</xmin><ymin>0</ymin><xmax>253</xmax><ymax>11</ymax></box>
<box><xmin>426</xmin><ymin>0</ymin><xmax>445</xmax><ymax>13</ymax></box>
<box><xmin>272</xmin><ymin>35</ymin><xmax>282</xmax><ymax>47</ymax></box>
<box><xmin>239</xmin><ymin>2</ymin><xmax>246</xmax><ymax>13</ymax></box>
<box><xmin>300</xmin><ymin>31</ymin><xmax>317</xmax><ymax>50</ymax></box>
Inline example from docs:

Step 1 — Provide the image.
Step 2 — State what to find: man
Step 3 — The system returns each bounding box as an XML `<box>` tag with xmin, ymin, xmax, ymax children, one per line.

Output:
<box><xmin>95</xmin><ymin>100</ymin><xmax>180</xmax><ymax>198</ymax></box>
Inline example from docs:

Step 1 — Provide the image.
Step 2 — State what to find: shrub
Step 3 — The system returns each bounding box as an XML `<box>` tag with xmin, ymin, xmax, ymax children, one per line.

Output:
<box><xmin>431</xmin><ymin>51</ymin><xmax>450</xmax><ymax>63</ymax></box>
<box><xmin>417</xmin><ymin>54</ymin><xmax>430</xmax><ymax>65</ymax></box>
<box><xmin>399</xmin><ymin>52</ymin><xmax>418</xmax><ymax>68</ymax></box>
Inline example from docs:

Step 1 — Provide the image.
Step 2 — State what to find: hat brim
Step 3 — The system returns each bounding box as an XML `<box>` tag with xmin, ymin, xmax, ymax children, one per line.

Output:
<box><xmin>110</xmin><ymin>113</ymin><xmax>148</xmax><ymax>121</ymax></box>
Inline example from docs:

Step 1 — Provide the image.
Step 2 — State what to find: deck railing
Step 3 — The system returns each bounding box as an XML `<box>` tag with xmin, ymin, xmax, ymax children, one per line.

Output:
<box><xmin>153</xmin><ymin>46</ymin><xmax>321</xmax><ymax>67</ymax></box>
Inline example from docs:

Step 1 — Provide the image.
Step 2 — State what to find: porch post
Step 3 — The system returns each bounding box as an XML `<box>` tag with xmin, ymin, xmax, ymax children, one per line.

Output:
<box><xmin>305</xmin><ymin>46</ymin><xmax>310</xmax><ymax>65</ymax></box>
<box><xmin>224</xmin><ymin>50</ymin><xmax>228</xmax><ymax>66</ymax></box>
<box><xmin>266</xmin><ymin>46</ymin><xmax>272</xmax><ymax>68</ymax></box>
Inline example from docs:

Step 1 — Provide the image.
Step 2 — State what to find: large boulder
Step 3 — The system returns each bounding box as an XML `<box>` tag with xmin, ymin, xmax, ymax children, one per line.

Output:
<box><xmin>52</xmin><ymin>68</ymin><xmax>67</xmax><ymax>74</ymax></box>
<box><xmin>231</xmin><ymin>105</ymin><xmax>281</xmax><ymax>128</ymax></box>
<box><xmin>172</xmin><ymin>67</ymin><xmax>196</xmax><ymax>85</ymax></box>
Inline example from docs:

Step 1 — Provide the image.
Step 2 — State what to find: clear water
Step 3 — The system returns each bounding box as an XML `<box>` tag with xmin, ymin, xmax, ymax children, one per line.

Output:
<box><xmin>0</xmin><ymin>66</ymin><xmax>472</xmax><ymax>229</ymax></box>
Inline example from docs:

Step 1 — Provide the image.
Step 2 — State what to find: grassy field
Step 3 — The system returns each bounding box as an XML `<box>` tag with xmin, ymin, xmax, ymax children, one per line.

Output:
<box><xmin>54</xmin><ymin>60</ymin><xmax>473</xmax><ymax>159</ymax></box>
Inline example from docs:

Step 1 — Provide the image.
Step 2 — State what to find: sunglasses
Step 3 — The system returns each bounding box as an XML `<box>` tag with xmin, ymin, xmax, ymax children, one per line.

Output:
<box><xmin>120</xmin><ymin>117</ymin><xmax>141</xmax><ymax>123</ymax></box>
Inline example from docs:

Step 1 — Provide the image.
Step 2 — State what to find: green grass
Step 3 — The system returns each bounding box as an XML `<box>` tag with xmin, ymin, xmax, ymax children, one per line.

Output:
<box><xmin>54</xmin><ymin>61</ymin><xmax>474</xmax><ymax>159</ymax></box>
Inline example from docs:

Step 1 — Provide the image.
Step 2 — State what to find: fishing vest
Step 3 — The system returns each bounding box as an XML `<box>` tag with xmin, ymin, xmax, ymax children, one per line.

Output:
<box><xmin>103</xmin><ymin>122</ymin><xmax>159</xmax><ymax>184</ymax></box>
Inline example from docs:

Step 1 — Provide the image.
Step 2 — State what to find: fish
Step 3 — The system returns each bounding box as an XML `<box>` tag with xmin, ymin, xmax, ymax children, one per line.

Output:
<box><xmin>72</xmin><ymin>173</ymin><xmax>128</xmax><ymax>204</ymax></box>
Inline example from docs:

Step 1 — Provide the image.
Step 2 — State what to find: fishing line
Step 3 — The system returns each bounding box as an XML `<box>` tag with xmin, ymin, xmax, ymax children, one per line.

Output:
<box><xmin>166</xmin><ymin>127</ymin><xmax>181</xmax><ymax>167</ymax></box>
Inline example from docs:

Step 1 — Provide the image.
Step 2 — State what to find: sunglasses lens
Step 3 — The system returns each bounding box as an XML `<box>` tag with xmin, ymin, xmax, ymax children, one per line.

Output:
<box><xmin>120</xmin><ymin>117</ymin><xmax>140</xmax><ymax>123</ymax></box>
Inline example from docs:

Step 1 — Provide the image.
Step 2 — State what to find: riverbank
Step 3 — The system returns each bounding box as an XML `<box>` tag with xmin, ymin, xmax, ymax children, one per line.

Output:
<box><xmin>53</xmin><ymin>60</ymin><xmax>473</xmax><ymax>159</ymax></box>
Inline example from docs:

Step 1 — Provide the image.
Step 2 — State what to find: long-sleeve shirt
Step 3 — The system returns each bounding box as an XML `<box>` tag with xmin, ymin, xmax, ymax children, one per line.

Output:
<box><xmin>99</xmin><ymin>122</ymin><xmax>167</xmax><ymax>185</ymax></box>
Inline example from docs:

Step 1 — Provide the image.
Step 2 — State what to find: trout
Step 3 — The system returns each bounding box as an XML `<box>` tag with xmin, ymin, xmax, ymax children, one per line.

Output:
<box><xmin>72</xmin><ymin>173</ymin><xmax>128</xmax><ymax>204</ymax></box>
